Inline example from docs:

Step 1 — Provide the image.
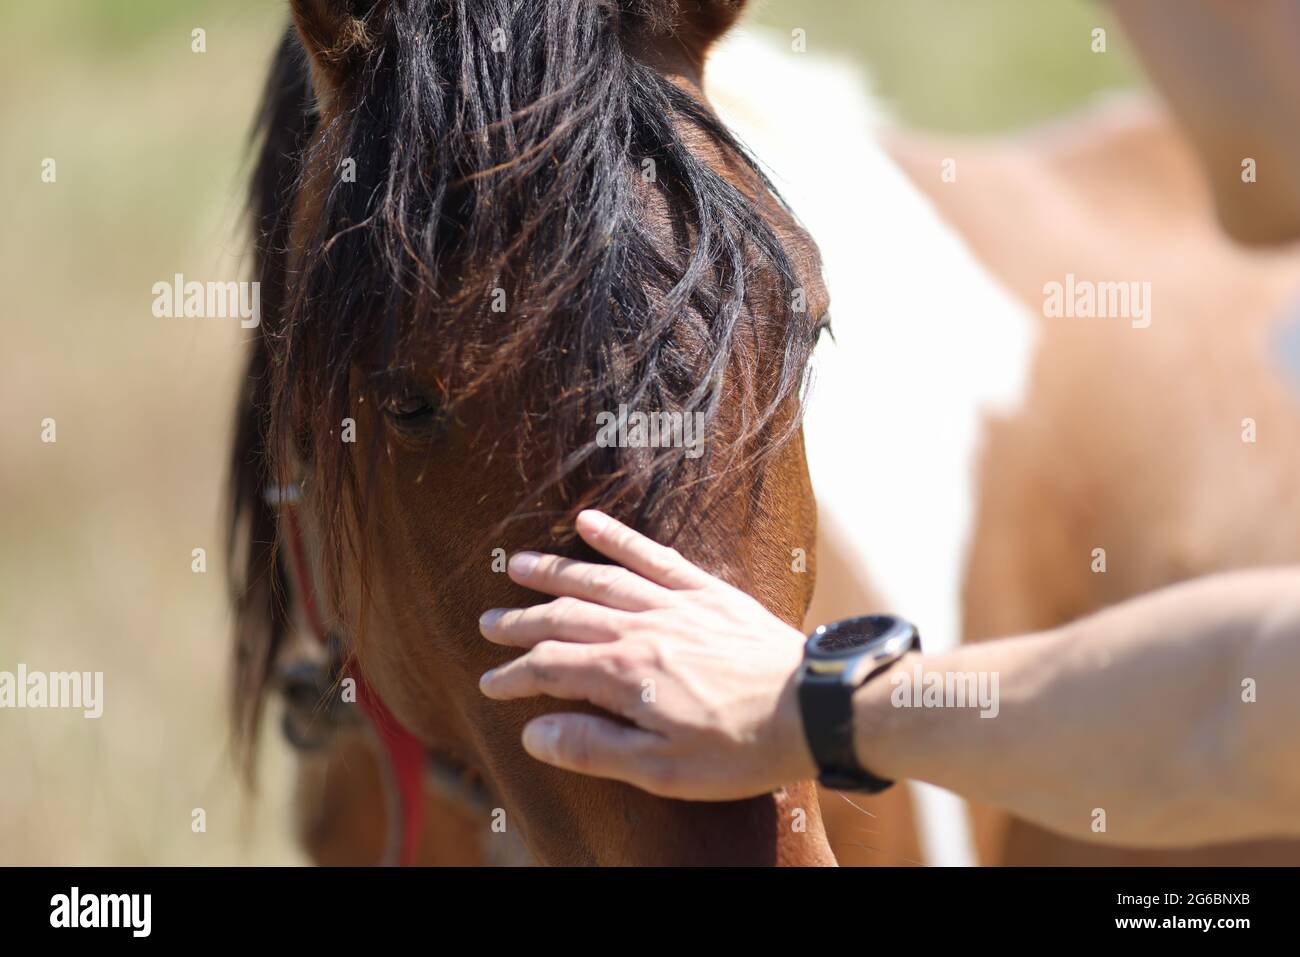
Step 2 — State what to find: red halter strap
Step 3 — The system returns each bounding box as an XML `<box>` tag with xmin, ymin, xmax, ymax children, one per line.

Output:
<box><xmin>274</xmin><ymin>489</ymin><xmax>426</xmax><ymax>867</ymax></box>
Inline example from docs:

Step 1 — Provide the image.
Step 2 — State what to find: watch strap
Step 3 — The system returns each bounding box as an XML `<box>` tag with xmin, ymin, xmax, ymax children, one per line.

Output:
<box><xmin>799</xmin><ymin>661</ymin><xmax>897</xmax><ymax>793</ymax></box>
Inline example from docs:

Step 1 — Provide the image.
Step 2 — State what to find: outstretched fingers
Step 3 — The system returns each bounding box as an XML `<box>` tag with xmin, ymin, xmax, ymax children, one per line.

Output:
<box><xmin>479</xmin><ymin>596</ymin><xmax>634</xmax><ymax>648</ymax></box>
<box><xmin>505</xmin><ymin>550</ymin><xmax>673</xmax><ymax>611</ymax></box>
<box><xmin>479</xmin><ymin>640</ymin><xmax>645</xmax><ymax>719</ymax></box>
<box><xmin>520</xmin><ymin>713</ymin><xmax>678</xmax><ymax>796</ymax></box>
<box><xmin>573</xmin><ymin>510</ymin><xmax>715</xmax><ymax>591</ymax></box>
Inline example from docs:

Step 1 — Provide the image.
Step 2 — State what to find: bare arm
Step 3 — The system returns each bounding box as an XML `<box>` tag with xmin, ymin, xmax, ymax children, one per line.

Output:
<box><xmin>479</xmin><ymin>511</ymin><xmax>1300</xmax><ymax>847</ymax></box>
<box><xmin>856</xmin><ymin>567</ymin><xmax>1300</xmax><ymax>847</ymax></box>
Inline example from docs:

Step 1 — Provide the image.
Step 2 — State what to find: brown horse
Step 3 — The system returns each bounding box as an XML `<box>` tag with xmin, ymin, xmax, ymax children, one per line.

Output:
<box><xmin>227</xmin><ymin>0</ymin><xmax>836</xmax><ymax>866</ymax></box>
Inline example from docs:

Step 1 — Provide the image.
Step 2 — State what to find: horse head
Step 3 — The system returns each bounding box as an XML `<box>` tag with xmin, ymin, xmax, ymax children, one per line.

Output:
<box><xmin>229</xmin><ymin>0</ymin><xmax>835</xmax><ymax>866</ymax></box>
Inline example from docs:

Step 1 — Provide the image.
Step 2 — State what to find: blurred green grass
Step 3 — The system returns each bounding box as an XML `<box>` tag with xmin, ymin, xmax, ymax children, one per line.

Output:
<box><xmin>0</xmin><ymin>0</ymin><xmax>269</xmax><ymax>55</ymax></box>
<box><xmin>752</xmin><ymin>0</ymin><xmax>1140</xmax><ymax>131</ymax></box>
<box><xmin>0</xmin><ymin>0</ymin><xmax>295</xmax><ymax>865</ymax></box>
<box><xmin>1</xmin><ymin>1</ymin><xmax>1139</xmax><ymax>131</ymax></box>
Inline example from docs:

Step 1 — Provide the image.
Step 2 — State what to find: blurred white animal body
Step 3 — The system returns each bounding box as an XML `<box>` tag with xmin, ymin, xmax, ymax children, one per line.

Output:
<box><xmin>707</xmin><ymin>30</ymin><xmax>1038</xmax><ymax>866</ymax></box>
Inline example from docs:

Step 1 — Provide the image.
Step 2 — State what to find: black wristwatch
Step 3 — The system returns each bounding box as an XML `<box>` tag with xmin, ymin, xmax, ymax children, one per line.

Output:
<box><xmin>797</xmin><ymin>614</ymin><xmax>920</xmax><ymax>792</ymax></box>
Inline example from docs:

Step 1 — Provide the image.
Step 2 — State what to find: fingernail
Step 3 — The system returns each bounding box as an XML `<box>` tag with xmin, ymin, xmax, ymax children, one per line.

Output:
<box><xmin>578</xmin><ymin>510</ymin><xmax>608</xmax><ymax>533</ymax></box>
<box><xmin>509</xmin><ymin>551</ymin><xmax>540</xmax><ymax>575</ymax></box>
<box><xmin>479</xmin><ymin>667</ymin><xmax>499</xmax><ymax>692</ymax></box>
<box><xmin>479</xmin><ymin>608</ymin><xmax>504</xmax><ymax>631</ymax></box>
<box><xmin>522</xmin><ymin>718</ymin><xmax>561</xmax><ymax>759</ymax></box>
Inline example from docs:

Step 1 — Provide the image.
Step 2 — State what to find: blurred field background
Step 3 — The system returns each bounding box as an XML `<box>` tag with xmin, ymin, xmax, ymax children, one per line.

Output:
<box><xmin>0</xmin><ymin>0</ymin><xmax>1138</xmax><ymax>864</ymax></box>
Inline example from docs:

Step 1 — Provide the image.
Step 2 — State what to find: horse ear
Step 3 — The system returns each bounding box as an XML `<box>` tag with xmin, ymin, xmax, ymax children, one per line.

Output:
<box><xmin>684</xmin><ymin>0</ymin><xmax>749</xmax><ymax>43</ymax></box>
<box><xmin>644</xmin><ymin>0</ymin><xmax>749</xmax><ymax>64</ymax></box>
<box><xmin>289</xmin><ymin>0</ymin><xmax>385</xmax><ymax>94</ymax></box>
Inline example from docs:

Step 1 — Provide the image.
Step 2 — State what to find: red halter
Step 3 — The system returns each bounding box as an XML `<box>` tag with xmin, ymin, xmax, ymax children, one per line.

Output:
<box><xmin>274</xmin><ymin>488</ymin><xmax>427</xmax><ymax>867</ymax></box>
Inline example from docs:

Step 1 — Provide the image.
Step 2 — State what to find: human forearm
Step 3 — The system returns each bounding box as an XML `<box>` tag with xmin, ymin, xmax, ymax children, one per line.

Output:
<box><xmin>854</xmin><ymin>568</ymin><xmax>1300</xmax><ymax>846</ymax></box>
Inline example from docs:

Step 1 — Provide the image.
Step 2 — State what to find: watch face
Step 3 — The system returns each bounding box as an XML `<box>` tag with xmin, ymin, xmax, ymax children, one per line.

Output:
<box><xmin>807</xmin><ymin>614</ymin><xmax>915</xmax><ymax>659</ymax></box>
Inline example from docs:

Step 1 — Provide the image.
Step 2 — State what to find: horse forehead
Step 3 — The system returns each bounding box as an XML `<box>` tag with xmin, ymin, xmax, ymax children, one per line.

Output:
<box><xmin>671</xmin><ymin>119</ymin><xmax>829</xmax><ymax>315</ymax></box>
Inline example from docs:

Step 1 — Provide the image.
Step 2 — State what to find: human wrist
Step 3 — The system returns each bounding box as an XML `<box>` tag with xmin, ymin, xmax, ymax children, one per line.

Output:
<box><xmin>777</xmin><ymin>640</ymin><xmax>820</xmax><ymax>784</ymax></box>
<box><xmin>849</xmin><ymin>654</ymin><xmax>919</xmax><ymax>784</ymax></box>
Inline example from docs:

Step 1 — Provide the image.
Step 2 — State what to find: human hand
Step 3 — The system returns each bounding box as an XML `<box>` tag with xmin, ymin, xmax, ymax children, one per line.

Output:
<box><xmin>478</xmin><ymin>510</ymin><xmax>817</xmax><ymax>800</ymax></box>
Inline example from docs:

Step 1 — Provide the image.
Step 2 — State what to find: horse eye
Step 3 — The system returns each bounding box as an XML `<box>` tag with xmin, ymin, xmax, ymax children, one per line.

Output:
<box><xmin>380</xmin><ymin>392</ymin><xmax>441</xmax><ymax>434</ymax></box>
<box><xmin>383</xmin><ymin>394</ymin><xmax>435</xmax><ymax>419</ymax></box>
